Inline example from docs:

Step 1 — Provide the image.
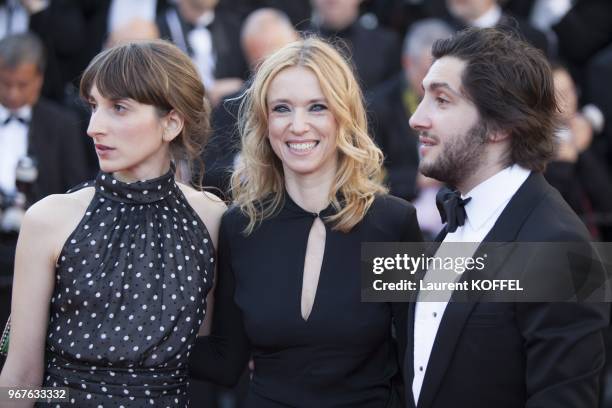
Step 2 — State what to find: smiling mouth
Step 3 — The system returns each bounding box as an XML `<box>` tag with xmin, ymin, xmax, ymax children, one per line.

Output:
<box><xmin>287</xmin><ymin>141</ymin><xmax>319</xmax><ymax>152</ymax></box>
<box><xmin>419</xmin><ymin>136</ymin><xmax>437</xmax><ymax>147</ymax></box>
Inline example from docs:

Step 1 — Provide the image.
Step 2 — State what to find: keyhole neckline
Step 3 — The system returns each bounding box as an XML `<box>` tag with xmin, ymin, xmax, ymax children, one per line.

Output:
<box><xmin>283</xmin><ymin>190</ymin><xmax>338</xmax><ymax>219</ymax></box>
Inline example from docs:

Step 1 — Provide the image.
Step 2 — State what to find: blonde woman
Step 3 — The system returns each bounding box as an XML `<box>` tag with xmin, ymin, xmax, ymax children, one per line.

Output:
<box><xmin>0</xmin><ymin>40</ymin><xmax>225</xmax><ymax>406</ymax></box>
<box><xmin>189</xmin><ymin>37</ymin><xmax>422</xmax><ymax>407</ymax></box>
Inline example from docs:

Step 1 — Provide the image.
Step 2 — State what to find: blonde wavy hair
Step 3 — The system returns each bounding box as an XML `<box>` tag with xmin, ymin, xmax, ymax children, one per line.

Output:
<box><xmin>232</xmin><ymin>37</ymin><xmax>387</xmax><ymax>234</ymax></box>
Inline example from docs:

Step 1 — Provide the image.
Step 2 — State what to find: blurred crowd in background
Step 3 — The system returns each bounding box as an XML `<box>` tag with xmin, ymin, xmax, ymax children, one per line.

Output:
<box><xmin>0</xmin><ymin>0</ymin><xmax>611</xmax><ymax>406</ymax></box>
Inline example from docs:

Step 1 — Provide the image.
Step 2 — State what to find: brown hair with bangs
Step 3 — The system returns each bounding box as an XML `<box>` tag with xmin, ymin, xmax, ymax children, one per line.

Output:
<box><xmin>80</xmin><ymin>39</ymin><xmax>210</xmax><ymax>185</ymax></box>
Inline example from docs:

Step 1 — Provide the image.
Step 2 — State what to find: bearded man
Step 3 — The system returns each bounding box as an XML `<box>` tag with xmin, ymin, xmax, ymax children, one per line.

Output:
<box><xmin>396</xmin><ymin>27</ymin><xmax>609</xmax><ymax>408</ymax></box>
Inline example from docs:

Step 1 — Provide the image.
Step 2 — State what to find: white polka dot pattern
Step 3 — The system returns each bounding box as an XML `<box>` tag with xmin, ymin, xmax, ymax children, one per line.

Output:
<box><xmin>42</xmin><ymin>170</ymin><xmax>214</xmax><ymax>406</ymax></box>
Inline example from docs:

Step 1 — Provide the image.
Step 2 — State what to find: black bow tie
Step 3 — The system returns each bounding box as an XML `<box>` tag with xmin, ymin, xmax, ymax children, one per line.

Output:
<box><xmin>2</xmin><ymin>115</ymin><xmax>28</xmax><ymax>126</ymax></box>
<box><xmin>436</xmin><ymin>186</ymin><xmax>472</xmax><ymax>233</ymax></box>
<box><xmin>185</xmin><ymin>19</ymin><xmax>212</xmax><ymax>33</ymax></box>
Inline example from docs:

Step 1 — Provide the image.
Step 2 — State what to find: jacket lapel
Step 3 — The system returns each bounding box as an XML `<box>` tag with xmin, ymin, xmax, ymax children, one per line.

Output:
<box><xmin>414</xmin><ymin>173</ymin><xmax>549</xmax><ymax>407</ymax></box>
<box><xmin>26</xmin><ymin>104</ymin><xmax>40</xmax><ymax>158</ymax></box>
<box><xmin>25</xmin><ymin>103</ymin><xmax>45</xmax><ymax>202</ymax></box>
<box><xmin>482</xmin><ymin>173</ymin><xmax>549</xmax><ymax>243</ymax></box>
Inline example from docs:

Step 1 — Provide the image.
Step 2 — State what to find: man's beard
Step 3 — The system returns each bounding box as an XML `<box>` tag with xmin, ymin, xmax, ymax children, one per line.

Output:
<box><xmin>419</xmin><ymin>121</ymin><xmax>488</xmax><ymax>188</ymax></box>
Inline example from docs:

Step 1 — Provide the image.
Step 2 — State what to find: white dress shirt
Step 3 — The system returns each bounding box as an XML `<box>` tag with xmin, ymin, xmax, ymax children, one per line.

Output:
<box><xmin>165</xmin><ymin>7</ymin><xmax>216</xmax><ymax>89</ymax></box>
<box><xmin>412</xmin><ymin>165</ymin><xmax>531</xmax><ymax>405</ymax></box>
<box><xmin>107</xmin><ymin>0</ymin><xmax>157</xmax><ymax>33</ymax></box>
<box><xmin>0</xmin><ymin>105</ymin><xmax>31</xmax><ymax>194</ymax></box>
<box><xmin>187</xmin><ymin>10</ymin><xmax>216</xmax><ymax>90</ymax></box>
<box><xmin>530</xmin><ymin>0</ymin><xmax>573</xmax><ymax>31</ymax></box>
<box><xmin>0</xmin><ymin>0</ymin><xmax>29</xmax><ymax>37</ymax></box>
<box><xmin>472</xmin><ymin>4</ymin><xmax>502</xmax><ymax>28</ymax></box>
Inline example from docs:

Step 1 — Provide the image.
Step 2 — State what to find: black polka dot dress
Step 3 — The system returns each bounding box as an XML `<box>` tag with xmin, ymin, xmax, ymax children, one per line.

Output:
<box><xmin>39</xmin><ymin>169</ymin><xmax>215</xmax><ymax>407</ymax></box>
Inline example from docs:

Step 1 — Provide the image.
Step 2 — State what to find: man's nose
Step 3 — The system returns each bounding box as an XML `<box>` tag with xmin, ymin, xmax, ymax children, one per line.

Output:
<box><xmin>6</xmin><ymin>86</ymin><xmax>22</xmax><ymax>105</ymax></box>
<box><xmin>409</xmin><ymin>101</ymin><xmax>431</xmax><ymax>131</ymax></box>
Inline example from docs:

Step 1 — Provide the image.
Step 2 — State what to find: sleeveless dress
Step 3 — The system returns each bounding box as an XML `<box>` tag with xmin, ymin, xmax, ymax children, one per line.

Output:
<box><xmin>39</xmin><ymin>169</ymin><xmax>215</xmax><ymax>407</ymax></box>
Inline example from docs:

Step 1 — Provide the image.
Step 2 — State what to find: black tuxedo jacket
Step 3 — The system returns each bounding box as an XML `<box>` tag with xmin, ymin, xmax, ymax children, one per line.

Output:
<box><xmin>368</xmin><ymin>74</ymin><xmax>420</xmax><ymax>201</ymax></box>
<box><xmin>27</xmin><ymin>2</ymin><xmax>85</xmax><ymax>102</ymax></box>
<box><xmin>0</xmin><ymin>98</ymin><xmax>91</xmax><ymax>277</ymax></box>
<box><xmin>395</xmin><ymin>173</ymin><xmax>609</xmax><ymax>408</ymax></box>
<box><xmin>553</xmin><ymin>0</ymin><xmax>612</xmax><ymax>64</ymax></box>
<box><xmin>200</xmin><ymin>86</ymin><xmax>244</xmax><ymax>199</ymax></box>
<box><xmin>27</xmin><ymin>98</ymin><xmax>91</xmax><ymax>203</ymax></box>
<box><xmin>157</xmin><ymin>6</ymin><xmax>248</xmax><ymax>81</ymax></box>
<box><xmin>447</xmin><ymin>12</ymin><xmax>551</xmax><ymax>57</ymax></box>
<box><xmin>310</xmin><ymin>19</ymin><xmax>402</xmax><ymax>91</ymax></box>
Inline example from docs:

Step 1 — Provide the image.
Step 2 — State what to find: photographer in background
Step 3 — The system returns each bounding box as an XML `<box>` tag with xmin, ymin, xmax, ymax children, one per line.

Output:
<box><xmin>0</xmin><ymin>32</ymin><xmax>89</xmax><ymax>341</ymax></box>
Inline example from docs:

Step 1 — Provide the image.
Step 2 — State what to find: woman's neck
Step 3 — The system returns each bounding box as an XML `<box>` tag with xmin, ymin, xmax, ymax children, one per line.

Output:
<box><xmin>284</xmin><ymin>167</ymin><xmax>336</xmax><ymax>214</ymax></box>
<box><xmin>113</xmin><ymin>157</ymin><xmax>172</xmax><ymax>183</ymax></box>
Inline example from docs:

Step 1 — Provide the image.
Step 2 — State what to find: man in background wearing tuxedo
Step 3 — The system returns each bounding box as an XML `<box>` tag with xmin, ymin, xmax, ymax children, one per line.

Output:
<box><xmin>400</xmin><ymin>27</ymin><xmax>609</xmax><ymax>408</ymax></box>
<box><xmin>445</xmin><ymin>0</ymin><xmax>551</xmax><ymax>56</ymax></box>
<box><xmin>202</xmin><ymin>8</ymin><xmax>299</xmax><ymax>198</ymax></box>
<box><xmin>157</xmin><ymin>0</ymin><xmax>248</xmax><ymax>106</ymax></box>
<box><xmin>0</xmin><ymin>32</ymin><xmax>89</xmax><ymax>341</ymax></box>
<box><xmin>0</xmin><ymin>32</ymin><xmax>89</xmax><ymax>223</ymax></box>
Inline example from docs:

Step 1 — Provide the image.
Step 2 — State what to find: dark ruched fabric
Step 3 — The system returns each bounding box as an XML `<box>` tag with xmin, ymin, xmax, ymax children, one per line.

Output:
<box><xmin>39</xmin><ymin>169</ymin><xmax>215</xmax><ymax>407</ymax></box>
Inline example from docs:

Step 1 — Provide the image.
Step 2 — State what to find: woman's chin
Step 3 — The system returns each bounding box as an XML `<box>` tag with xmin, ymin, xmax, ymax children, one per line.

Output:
<box><xmin>98</xmin><ymin>160</ymin><xmax>121</xmax><ymax>174</ymax></box>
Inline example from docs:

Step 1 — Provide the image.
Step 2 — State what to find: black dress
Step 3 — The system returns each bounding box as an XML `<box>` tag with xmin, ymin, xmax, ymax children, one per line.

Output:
<box><xmin>40</xmin><ymin>169</ymin><xmax>215</xmax><ymax>407</ymax></box>
<box><xmin>189</xmin><ymin>194</ymin><xmax>422</xmax><ymax>407</ymax></box>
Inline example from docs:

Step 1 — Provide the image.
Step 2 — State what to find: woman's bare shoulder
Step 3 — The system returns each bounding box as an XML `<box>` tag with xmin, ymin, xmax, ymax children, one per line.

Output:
<box><xmin>177</xmin><ymin>183</ymin><xmax>227</xmax><ymax>217</ymax></box>
<box><xmin>27</xmin><ymin>188</ymin><xmax>95</xmax><ymax>225</ymax></box>
<box><xmin>18</xmin><ymin>188</ymin><xmax>95</xmax><ymax>261</ymax></box>
<box><xmin>177</xmin><ymin>183</ymin><xmax>227</xmax><ymax>245</ymax></box>
<box><xmin>22</xmin><ymin>188</ymin><xmax>94</xmax><ymax>244</ymax></box>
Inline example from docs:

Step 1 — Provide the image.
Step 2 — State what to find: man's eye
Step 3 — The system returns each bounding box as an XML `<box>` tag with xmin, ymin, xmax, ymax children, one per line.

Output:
<box><xmin>114</xmin><ymin>104</ymin><xmax>127</xmax><ymax>113</ymax></box>
<box><xmin>436</xmin><ymin>97</ymin><xmax>449</xmax><ymax>105</ymax></box>
<box><xmin>310</xmin><ymin>103</ymin><xmax>328</xmax><ymax>112</ymax></box>
<box><xmin>272</xmin><ymin>105</ymin><xmax>289</xmax><ymax>113</ymax></box>
<box><xmin>88</xmin><ymin>102</ymin><xmax>97</xmax><ymax>112</ymax></box>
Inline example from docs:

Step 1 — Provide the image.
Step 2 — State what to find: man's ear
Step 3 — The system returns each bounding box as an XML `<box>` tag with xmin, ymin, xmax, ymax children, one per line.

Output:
<box><xmin>489</xmin><ymin>129</ymin><xmax>510</xmax><ymax>143</ymax></box>
<box><xmin>162</xmin><ymin>110</ymin><xmax>184</xmax><ymax>142</ymax></box>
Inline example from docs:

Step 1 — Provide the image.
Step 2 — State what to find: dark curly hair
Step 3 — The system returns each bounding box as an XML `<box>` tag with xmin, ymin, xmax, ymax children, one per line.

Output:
<box><xmin>432</xmin><ymin>27</ymin><xmax>558</xmax><ymax>172</ymax></box>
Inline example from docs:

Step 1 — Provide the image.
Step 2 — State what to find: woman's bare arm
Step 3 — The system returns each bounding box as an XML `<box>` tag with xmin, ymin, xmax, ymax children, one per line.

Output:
<box><xmin>0</xmin><ymin>189</ymin><xmax>93</xmax><ymax>404</ymax></box>
<box><xmin>177</xmin><ymin>185</ymin><xmax>227</xmax><ymax>336</ymax></box>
